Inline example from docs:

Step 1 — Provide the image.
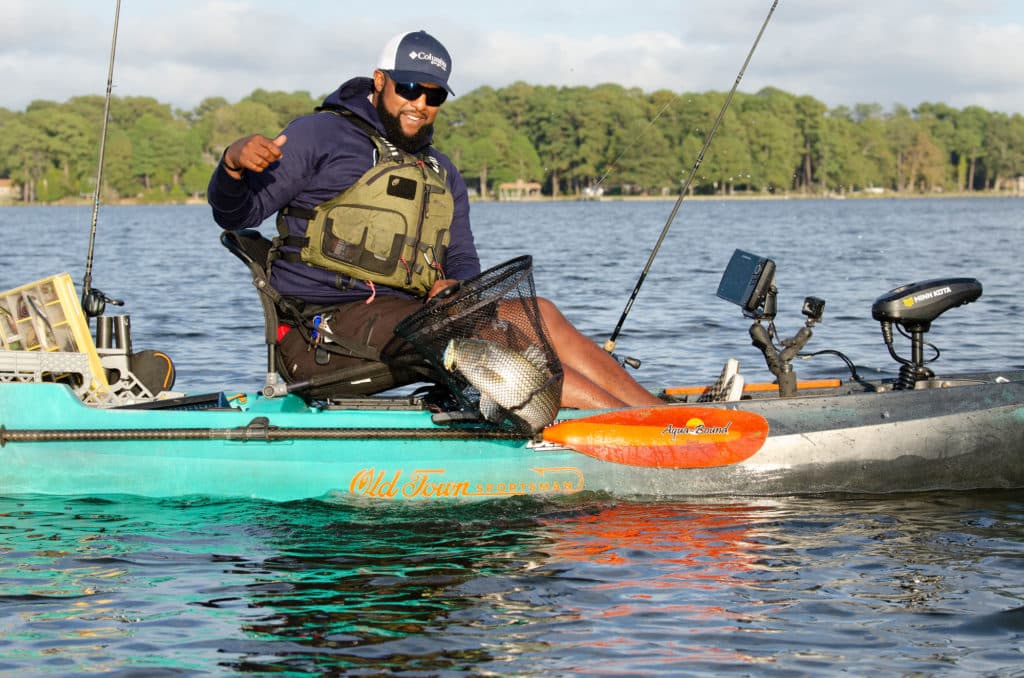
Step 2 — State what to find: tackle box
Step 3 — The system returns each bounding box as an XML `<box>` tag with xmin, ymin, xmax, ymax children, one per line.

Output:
<box><xmin>0</xmin><ymin>273</ymin><xmax>109</xmax><ymax>391</ymax></box>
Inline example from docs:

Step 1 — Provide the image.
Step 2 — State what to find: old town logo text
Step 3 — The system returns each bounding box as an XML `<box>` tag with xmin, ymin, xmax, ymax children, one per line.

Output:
<box><xmin>349</xmin><ymin>467</ymin><xmax>583</xmax><ymax>500</ymax></box>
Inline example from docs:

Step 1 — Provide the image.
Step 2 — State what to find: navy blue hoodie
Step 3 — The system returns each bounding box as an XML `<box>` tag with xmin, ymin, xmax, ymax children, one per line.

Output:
<box><xmin>208</xmin><ymin>77</ymin><xmax>480</xmax><ymax>304</ymax></box>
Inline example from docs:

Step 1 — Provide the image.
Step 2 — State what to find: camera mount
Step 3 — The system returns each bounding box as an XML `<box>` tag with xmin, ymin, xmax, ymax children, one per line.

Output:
<box><xmin>717</xmin><ymin>249</ymin><xmax>825</xmax><ymax>397</ymax></box>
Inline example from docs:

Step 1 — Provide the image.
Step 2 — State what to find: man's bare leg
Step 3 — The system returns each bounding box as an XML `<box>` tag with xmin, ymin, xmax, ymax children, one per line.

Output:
<box><xmin>538</xmin><ymin>298</ymin><xmax>662</xmax><ymax>408</ymax></box>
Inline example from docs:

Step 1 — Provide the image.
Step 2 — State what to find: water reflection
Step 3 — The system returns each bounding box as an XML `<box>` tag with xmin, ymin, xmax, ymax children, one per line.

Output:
<box><xmin>514</xmin><ymin>494</ymin><xmax>1024</xmax><ymax>674</ymax></box>
<box><xmin>529</xmin><ymin>501</ymin><xmax>773</xmax><ymax>671</ymax></box>
<box><xmin>219</xmin><ymin>497</ymin><xmax>559</xmax><ymax>673</ymax></box>
<box><xmin>2</xmin><ymin>492</ymin><xmax>1024</xmax><ymax>674</ymax></box>
<box><xmin>224</xmin><ymin>499</ymin><xmax>775</xmax><ymax>673</ymax></box>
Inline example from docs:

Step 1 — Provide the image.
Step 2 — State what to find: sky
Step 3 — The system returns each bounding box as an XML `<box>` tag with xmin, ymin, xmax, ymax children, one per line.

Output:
<box><xmin>2</xmin><ymin>0</ymin><xmax>1023</xmax><ymax>116</ymax></box>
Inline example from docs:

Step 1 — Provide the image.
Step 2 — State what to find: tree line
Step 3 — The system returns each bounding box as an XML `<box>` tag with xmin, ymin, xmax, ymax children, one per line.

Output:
<box><xmin>1</xmin><ymin>83</ymin><xmax>1022</xmax><ymax>204</ymax></box>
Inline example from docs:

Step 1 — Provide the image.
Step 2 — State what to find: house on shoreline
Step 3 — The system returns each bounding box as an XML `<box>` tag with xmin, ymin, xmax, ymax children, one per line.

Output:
<box><xmin>498</xmin><ymin>179</ymin><xmax>542</xmax><ymax>201</ymax></box>
<box><xmin>0</xmin><ymin>179</ymin><xmax>17</xmax><ymax>203</ymax></box>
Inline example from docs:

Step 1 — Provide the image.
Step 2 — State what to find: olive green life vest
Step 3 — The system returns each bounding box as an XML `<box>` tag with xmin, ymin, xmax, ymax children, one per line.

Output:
<box><xmin>277</xmin><ymin>113</ymin><xmax>454</xmax><ymax>297</ymax></box>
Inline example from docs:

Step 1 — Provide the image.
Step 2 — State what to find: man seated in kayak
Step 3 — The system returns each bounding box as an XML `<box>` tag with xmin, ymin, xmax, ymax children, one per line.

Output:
<box><xmin>208</xmin><ymin>30</ymin><xmax>661</xmax><ymax>410</ymax></box>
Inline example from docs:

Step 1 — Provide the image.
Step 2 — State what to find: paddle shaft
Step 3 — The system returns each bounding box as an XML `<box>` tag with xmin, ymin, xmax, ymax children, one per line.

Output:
<box><xmin>0</xmin><ymin>419</ymin><xmax>528</xmax><ymax>450</ymax></box>
<box><xmin>0</xmin><ymin>420</ymin><xmax>527</xmax><ymax>446</ymax></box>
<box><xmin>604</xmin><ymin>0</ymin><xmax>779</xmax><ymax>353</ymax></box>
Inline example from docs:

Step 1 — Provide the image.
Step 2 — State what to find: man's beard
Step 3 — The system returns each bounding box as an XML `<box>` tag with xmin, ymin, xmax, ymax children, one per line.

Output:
<box><xmin>375</xmin><ymin>96</ymin><xmax>433</xmax><ymax>153</ymax></box>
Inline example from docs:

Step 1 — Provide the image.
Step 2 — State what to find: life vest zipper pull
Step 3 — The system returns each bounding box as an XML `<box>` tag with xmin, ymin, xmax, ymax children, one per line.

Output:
<box><xmin>399</xmin><ymin>256</ymin><xmax>414</xmax><ymax>286</ymax></box>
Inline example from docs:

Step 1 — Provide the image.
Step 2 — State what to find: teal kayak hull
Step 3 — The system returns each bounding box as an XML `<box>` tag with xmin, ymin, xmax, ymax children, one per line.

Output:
<box><xmin>3</xmin><ymin>375</ymin><xmax>1024</xmax><ymax>502</ymax></box>
<box><xmin>0</xmin><ymin>383</ymin><xmax>590</xmax><ymax>502</ymax></box>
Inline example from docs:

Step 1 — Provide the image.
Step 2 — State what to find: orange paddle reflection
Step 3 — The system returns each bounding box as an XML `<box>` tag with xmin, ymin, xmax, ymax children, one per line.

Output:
<box><xmin>537</xmin><ymin>502</ymin><xmax>774</xmax><ymax>666</ymax></box>
<box><xmin>542</xmin><ymin>502</ymin><xmax>758</xmax><ymax>569</ymax></box>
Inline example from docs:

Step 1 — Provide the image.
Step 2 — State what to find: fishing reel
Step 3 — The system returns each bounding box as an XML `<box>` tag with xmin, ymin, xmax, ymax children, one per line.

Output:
<box><xmin>716</xmin><ymin>250</ymin><xmax>825</xmax><ymax>397</ymax></box>
<box><xmin>81</xmin><ymin>286</ymin><xmax>124</xmax><ymax>318</ymax></box>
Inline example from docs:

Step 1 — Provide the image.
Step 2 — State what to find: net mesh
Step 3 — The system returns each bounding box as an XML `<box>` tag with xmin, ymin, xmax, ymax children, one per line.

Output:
<box><xmin>394</xmin><ymin>256</ymin><xmax>563</xmax><ymax>434</ymax></box>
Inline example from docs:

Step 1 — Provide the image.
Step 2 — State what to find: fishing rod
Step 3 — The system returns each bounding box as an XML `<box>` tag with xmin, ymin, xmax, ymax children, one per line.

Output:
<box><xmin>603</xmin><ymin>0</ymin><xmax>779</xmax><ymax>359</ymax></box>
<box><xmin>81</xmin><ymin>0</ymin><xmax>125</xmax><ymax>318</ymax></box>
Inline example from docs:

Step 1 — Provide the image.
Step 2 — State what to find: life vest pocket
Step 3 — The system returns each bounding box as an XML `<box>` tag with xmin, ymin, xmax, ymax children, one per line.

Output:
<box><xmin>386</xmin><ymin>175</ymin><xmax>418</xmax><ymax>200</ymax></box>
<box><xmin>310</xmin><ymin>204</ymin><xmax>409</xmax><ymax>278</ymax></box>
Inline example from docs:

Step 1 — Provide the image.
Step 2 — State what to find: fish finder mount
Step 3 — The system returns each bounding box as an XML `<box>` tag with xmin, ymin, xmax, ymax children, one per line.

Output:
<box><xmin>716</xmin><ymin>249</ymin><xmax>825</xmax><ymax>397</ymax></box>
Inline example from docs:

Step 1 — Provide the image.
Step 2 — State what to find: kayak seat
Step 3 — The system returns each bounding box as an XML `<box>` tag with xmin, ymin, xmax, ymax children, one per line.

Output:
<box><xmin>220</xmin><ymin>229</ymin><xmax>435</xmax><ymax>400</ymax></box>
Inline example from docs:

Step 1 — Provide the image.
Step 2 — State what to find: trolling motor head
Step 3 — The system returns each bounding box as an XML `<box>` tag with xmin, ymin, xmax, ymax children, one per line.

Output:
<box><xmin>871</xmin><ymin>277</ymin><xmax>982</xmax><ymax>388</ymax></box>
<box><xmin>871</xmin><ymin>278</ymin><xmax>982</xmax><ymax>331</ymax></box>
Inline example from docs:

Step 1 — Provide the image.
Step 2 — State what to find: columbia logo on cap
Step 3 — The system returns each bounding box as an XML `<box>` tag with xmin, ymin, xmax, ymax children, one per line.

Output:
<box><xmin>408</xmin><ymin>50</ymin><xmax>448</xmax><ymax>72</ymax></box>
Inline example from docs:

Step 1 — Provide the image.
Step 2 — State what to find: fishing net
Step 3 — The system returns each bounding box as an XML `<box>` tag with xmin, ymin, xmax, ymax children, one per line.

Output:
<box><xmin>394</xmin><ymin>255</ymin><xmax>563</xmax><ymax>435</ymax></box>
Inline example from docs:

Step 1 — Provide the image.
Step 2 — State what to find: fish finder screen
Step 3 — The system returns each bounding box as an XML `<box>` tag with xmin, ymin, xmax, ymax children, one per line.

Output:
<box><xmin>716</xmin><ymin>249</ymin><xmax>775</xmax><ymax>316</ymax></box>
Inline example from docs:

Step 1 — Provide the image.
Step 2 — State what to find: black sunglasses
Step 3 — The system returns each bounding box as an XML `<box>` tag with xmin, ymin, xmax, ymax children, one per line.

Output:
<box><xmin>391</xmin><ymin>80</ymin><xmax>448</xmax><ymax>107</ymax></box>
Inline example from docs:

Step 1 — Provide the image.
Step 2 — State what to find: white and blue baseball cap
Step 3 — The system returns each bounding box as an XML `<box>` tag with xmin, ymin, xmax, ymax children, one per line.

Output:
<box><xmin>377</xmin><ymin>30</ymin><xmax>455</xmax><ymax>95</ymax></box>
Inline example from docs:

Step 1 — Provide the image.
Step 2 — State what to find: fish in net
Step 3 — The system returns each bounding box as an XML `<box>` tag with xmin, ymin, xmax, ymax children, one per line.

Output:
<box><xmin>394</xmin><ymin>256</ymin><xmax>563</xmax><ymax>434</ymax></box>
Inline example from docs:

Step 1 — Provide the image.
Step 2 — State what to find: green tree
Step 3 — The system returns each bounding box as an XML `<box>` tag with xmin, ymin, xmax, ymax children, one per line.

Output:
<box><xmin>665</xmin><ymin>91</ymin><xmax>741</xmax><ymax>194</ymax></box>
<box><xmin>981</xmin><ymin>112</ymin><xmax>1024</xmax><ymax>190</ymax></box>
<box><xmin>566</xmin><ymin>86</ymin><xmax>605</xmax><ymax>192</ymax></box>
<box><xmin>743</xmin><ymin>88</ymin><xmax>802</xmax><ymax>193</ymax></box>
<box><xmin>588</xmin><ymin>84</ymin><xmax>676</xmax><ymax>195</ymax></box>
<box><xmin>498</xmin><ymin>81</ymin><xmax>537</xmax><ymax>129</ymax></box>
<box><xmin>915</xmin><ymin>102</ymin><xmax>958</xmax><ymax>186</ymax></box>
<box><xmin>819</xmin><ymin>114</ymin><xmax>874</xmax><ymax>192</ymax></box>
<box><xmin>35</xmin><ymin>164</ymin><xmax>73</xmax><ymax>202</ymax></box>
<box><xmin>885</xmin><ymin>106</ymin><xmax>915</xmax><ymax>191</ymax></box>
<box><xmin>904</xmin><ymin>130</ymin><xmax>947</xmax><ymax>191</ymax></box>
<box><xmin>793</xmin><ymin>95</ymin><xmax>828</xmax><ymax>194</ymax></box>
<box><xmin>521</xmin><ymin>86</ymin><xmax>576</xmax><ymax>197</ymax></box>
<box><xmin>437</xmin><ymin>88</ymin><xmax>503</xmax><ymax>197</ymax></box>
<box><xmin>438</xmin><ymin>105</ymin><xmax>541</xmax><ymax>198</ymax></box>
<box><xmin>102</xmin><ymin>129</ymin><xmax>138</xmax><ymax>198</ymax></box>
<box><xmin>0</xmin><ymin>116</ymin><xmax>50</xmax><ymax>201</ymax></box>
<box><xmin>205</xmin><ymin>101</ymin><xmax>281</xmax><ymax>158</ymax></box>
<box><xmin>128</xmin><ymin>113</ymin><xmax>163</xmax><ymax>191</ymax></box>
<box><xmin>244</xmin><ymin>89</ymin><xmax>318</xmax><ymax>128</ymax></box>
<box><xmin>954</xmin><ymin>106</ymin><xmax>989</xmax><ymax>191</ymax></box>
<box><xmin>110</xmin><ymin>96</ymin><xmax>175</xmax><ymax>130</ymax></box>
<box><xmin>23</xmin><ymin>106</ymin><xmax>96</xmax><ymax>196</ymax></box>
<box><xmin>702</xmin><ymin>128</ymin><xmax>751</xmax><ymax>195</ymax></box>
<box><xmin>181</xmin><ymin>163</ymin><xmax>212</xmax><ymax>199</ymax></box>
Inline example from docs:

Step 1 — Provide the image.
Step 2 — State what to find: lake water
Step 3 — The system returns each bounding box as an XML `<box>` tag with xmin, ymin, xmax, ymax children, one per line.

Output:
<box><xmin>1</xmin><ymin>198</ymin><xmax>1023</xmax><ymax>674</ymax></box>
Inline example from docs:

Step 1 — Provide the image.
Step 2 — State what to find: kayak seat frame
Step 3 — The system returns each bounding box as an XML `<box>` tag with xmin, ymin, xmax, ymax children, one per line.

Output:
<box><xmin>220</xmin><ymin>229</ymin><xmax>435</xmax><ymax>401</ymax></box>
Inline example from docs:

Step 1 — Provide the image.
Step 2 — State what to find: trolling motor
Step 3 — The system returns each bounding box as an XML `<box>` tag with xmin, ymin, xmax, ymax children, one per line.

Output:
<box><xmin>716</xmin><ymin>249</ymin><xmax>825</xmax><ymax>397</ymax></box>
<box><xmin>871</xmin><ymin>278</ymin><xmax>982</xmax><ymax>389</ymax></box>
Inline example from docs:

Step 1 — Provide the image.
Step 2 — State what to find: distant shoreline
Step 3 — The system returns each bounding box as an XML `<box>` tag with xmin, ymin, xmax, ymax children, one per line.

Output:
<box><xmin>0</xmin><ymin>189</ymin><xmax>1020</xmax><ymax>208</ymax></box>
<box><xmin>565</xmin><ymin>190</ymin><xmax>1022</xmax><ymax>202</ymax></box>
